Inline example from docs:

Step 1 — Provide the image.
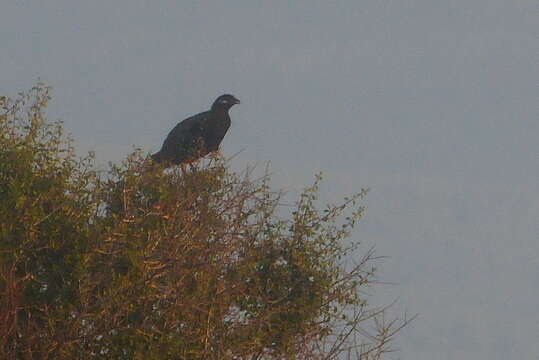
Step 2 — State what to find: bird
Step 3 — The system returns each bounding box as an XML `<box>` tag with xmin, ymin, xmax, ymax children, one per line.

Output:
<box><xmin>151</xmin><ymin>94</ymin><xmax>240</xmax><ymax>167</ymax></box>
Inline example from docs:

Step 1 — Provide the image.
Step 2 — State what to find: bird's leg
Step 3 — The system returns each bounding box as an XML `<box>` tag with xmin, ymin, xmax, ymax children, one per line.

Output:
<box><xmin>180</xmin><ymin>163</ymin><xmax>187</xmax><ymax>175</ymax></box>
<box><xmin>209</xmin><ymin>151</ymin><xmax>217</xmax><ymax>164</ymax></box>
<box><xmin>189</xmin><ymin>162</ymin><xmax>197</xmax><ymax>174</ymax></box>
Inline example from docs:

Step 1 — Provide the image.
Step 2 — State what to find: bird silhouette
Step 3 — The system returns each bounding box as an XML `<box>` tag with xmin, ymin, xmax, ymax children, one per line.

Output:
<box><xmin>152</xmin><ymin>94</ymin><xmax>240</xmax><ymax>167</ymax></box>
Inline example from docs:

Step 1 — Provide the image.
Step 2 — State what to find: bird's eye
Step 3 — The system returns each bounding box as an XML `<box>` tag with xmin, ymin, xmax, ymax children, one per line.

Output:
<box><xmin>220</xmin><ymin>99</ymin><xmax>229</xmax><ymax>104</ymax></box>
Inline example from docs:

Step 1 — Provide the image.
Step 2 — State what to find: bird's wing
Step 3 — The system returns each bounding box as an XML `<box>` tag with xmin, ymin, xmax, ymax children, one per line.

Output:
<box><xmin>160</xmin><ymin>111</ymin><xmax>210</xmax><ymax>152</ymax></box>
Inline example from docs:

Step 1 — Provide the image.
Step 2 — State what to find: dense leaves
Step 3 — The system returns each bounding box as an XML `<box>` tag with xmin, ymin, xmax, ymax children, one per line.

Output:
<box><xmin>0</xmin><ymin>85</ymin><xmax>404</xmax><ymax>359</ymax></box>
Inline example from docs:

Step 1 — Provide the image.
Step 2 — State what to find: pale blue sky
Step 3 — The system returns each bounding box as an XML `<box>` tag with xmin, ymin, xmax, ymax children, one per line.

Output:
<box><xmin>1</xmin><ymin>1</ymin><xmax>537</xmax><ymax>358</ymax></box>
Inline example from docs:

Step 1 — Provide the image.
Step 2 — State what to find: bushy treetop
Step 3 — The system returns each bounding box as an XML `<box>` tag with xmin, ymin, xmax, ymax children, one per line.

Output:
<box><xmin>0</xmin><ymin>85</ymin><xmax>405</xmax><ymax>360</ymax></box>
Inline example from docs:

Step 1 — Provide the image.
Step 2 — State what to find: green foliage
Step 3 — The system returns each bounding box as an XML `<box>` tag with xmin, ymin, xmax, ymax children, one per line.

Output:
<box><xmin>0</xmin><ymin>85</ymin><xmax>404</xmax><ymax>359</ymax></box>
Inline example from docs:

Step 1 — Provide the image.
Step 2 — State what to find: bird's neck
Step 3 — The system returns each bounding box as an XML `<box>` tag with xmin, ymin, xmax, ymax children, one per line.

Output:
<box><xmin>211</xmin><ymin>106</ymin><xmax>229</xmax><ymax>115</ymax></box>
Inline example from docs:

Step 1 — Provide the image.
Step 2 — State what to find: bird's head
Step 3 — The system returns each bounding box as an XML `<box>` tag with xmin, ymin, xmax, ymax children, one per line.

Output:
<box><xmin>211</xmin><ymin>94</ymin><xmax>240</xmax><ymax>111</ymax></box>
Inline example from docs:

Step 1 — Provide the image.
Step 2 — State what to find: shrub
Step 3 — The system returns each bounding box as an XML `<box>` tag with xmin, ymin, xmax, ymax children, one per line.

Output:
<box><xmin>0</xmin><ymin>85</ymin><xmax>405</xmax><ymax>360</ymax></box>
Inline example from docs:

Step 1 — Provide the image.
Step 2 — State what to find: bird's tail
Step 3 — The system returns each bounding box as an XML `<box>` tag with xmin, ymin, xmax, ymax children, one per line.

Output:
<box><xmin>151</xmin><ymin>152</ymin><xmax>162</xmax><ymax>163</ymax></box>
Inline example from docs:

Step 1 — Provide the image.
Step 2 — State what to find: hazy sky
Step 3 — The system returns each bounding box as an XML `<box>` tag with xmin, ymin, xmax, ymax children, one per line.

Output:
<box><xmin>1</xmin><ymin>1</ymin><xmax>537</xmax><ymax>358</ymax></box>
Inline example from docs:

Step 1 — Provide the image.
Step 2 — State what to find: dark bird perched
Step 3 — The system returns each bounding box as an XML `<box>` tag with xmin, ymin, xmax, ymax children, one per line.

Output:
<box><xmin>152</xmin><ymin>94</ymin><xmax>240</xmax><ymax>167</ymax></box>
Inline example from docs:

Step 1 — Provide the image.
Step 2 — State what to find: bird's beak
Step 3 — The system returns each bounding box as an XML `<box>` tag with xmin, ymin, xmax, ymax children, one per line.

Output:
<box><xmin>234</xmin><ymin>97</ymin><xmax>240</xmax><ymax>104</ymax></box>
